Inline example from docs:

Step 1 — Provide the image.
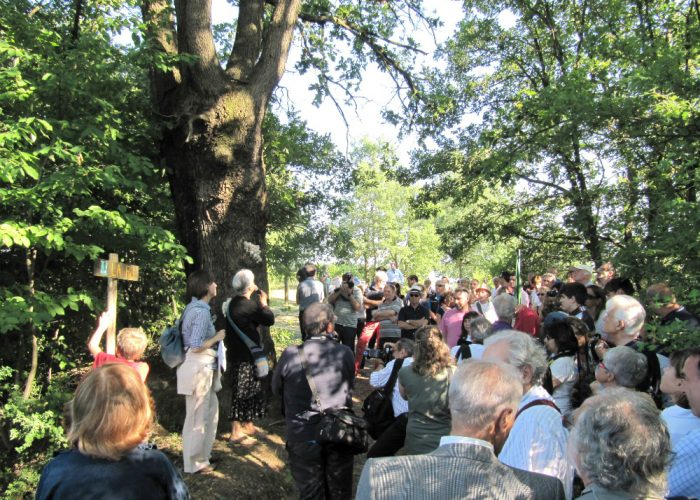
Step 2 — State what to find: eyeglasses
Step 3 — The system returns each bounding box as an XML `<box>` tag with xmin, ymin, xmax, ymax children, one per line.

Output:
<box><xmin>409</xmin><ymin>292</ymin><xmax>420</xmax><ymax>297</ymax></box>
<box><xmin>436</xmin><ymin>284</ymin><xmax>445</xmax><ymax>288</ymax></box>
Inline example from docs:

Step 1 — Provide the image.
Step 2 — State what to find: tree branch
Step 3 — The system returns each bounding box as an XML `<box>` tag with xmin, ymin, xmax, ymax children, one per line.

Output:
<box><xmin>515</xmin><ymin>173</ymin><xmax>571</xmax><ymax>195</ymax></box>
<box><xmin>173</xmin><ymin>0</ymin><xmax>224</xmax><ymax>95</ymax></box>
<box><xmin>141</xmin><ymin>0</ymin><xmax>181</xmax><ymax>115</ymax></box>
<box><xmin>251</xmin><ymin>0</ymin><xmax>302</xmax><ymax>101</ymax></box>
<box><xmin>226</xmin><ymin>0</ymin><xmax>264</xmax><ymax>81</ymax></box>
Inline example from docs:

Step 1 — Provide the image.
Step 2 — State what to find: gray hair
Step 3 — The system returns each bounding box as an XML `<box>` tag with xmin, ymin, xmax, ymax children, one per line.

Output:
<box><xmin>484</xmin><ymin>330</ymin><xmax>549</xmax><ymax>386</ymax></box>
<box><xmin>303</xmin><ymin>303</ymin><xmax>336</xmax><ymax>337</ymax></box>
<box><xmin>449</xmin><ymin>360</ymin><xmax>523</xmax><ymax>431</ymax></box>
<box><xmin>603</xmin><ymin>346</ymin><xmax>648</xmax><ymax>389</ymax></box>
<box><xmin>569</xmin><ymin>388</ymin><xmax>670</xmax><ymax>497</ymax></box>
<box><xmin>469</xmin><ymin>317</ymin><xmax>492</xmax><ymax>343</ymax></box>
<box><xmin>231</xmin><ymin>269</ymin><xmax>255</xmax><ymax>296</ymax></box>
<box><xmin>599</xmin><ymin>295</ymin><xmax>646</xmax><ymax>337</ymax></box>
<box><xmin>492</xmin><ymin>294</ymin><xmax>516</xmax><ymax>323</ymax></box>
<box><xmin>395</xmin><ymin>338</ymin><xmax>415</xmax><ymax>357</ymax></box>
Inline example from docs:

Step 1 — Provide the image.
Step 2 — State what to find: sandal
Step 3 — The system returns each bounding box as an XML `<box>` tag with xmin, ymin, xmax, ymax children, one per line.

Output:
<box><xmin>195</xmin><ymin>464</ymin><xmax>216</xmax><ymax>474</ymax></box>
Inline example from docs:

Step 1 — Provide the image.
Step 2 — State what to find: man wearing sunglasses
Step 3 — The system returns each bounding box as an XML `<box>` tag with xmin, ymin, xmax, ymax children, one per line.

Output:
<box><xmin>397</xmin><ymin>285</ymin><xmax>430</xmax><ymax>340</ymax></box>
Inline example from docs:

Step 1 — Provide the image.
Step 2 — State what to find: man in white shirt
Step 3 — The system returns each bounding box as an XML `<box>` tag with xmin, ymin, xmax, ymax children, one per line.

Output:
<box><xmin>366</xmin><ymin>339</ymin><xmax>414</xmax><ymax>458</ymax></box>
<box><xmin>483</xmin><ymin>330</ymin><xmax>574</xmax><ymax>500</ymax></box>
<box><xmin>668</xmin><ymin>347</ymin><xmax>700</xmax><ymax>498</ymax></box>
<box><xmin>357</xmin><ymin>360</ymin><xmax>566</xmax><ymax>500</ymax></box>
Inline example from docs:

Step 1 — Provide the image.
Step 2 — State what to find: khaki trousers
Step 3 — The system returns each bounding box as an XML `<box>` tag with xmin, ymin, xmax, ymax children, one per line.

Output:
<box><xmin>177</xmin><ymin>350</ymin><xmax>219</xmax><ymax>473</ymax></box>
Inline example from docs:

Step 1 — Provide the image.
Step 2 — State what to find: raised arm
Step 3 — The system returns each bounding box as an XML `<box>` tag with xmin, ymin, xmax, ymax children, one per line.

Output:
<box><xmin>87</xmin><ymin>311</ymin><xmax>113</xmax><ymax>357</ymax></box>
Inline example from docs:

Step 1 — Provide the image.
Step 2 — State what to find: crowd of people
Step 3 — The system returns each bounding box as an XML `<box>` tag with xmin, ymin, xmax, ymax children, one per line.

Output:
<box><xmin>35</xmin><ymin>261</ymin><xmax>700</xmax><ymax>500</ymax></box>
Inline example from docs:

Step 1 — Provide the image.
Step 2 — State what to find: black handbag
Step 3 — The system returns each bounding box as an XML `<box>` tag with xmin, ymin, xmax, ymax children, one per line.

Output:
<box><xmin>298</xmin><ymin>346</ymin><xmax>369</xmax><ymax>454</ymax></box>
<box><xmin>362</xmin><ymin>358</ymin><xmax>404</xmax><ymax>439</ymax></box>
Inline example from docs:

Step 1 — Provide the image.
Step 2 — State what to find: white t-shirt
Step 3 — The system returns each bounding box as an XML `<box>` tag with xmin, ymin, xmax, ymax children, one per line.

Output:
<box><xmin>450</xmin><ymin>343</ymin><xmax>485</xmax><ymax>362</ymax></box>
<box><xmin>661</xmin><ymin>405</ymin><xmax>700</xmax><ymax>448</ymax></box>
<box><xmin>550</xmin><ymin>356</ymin><xmax>577</xmax><ymax>418</ymax></box>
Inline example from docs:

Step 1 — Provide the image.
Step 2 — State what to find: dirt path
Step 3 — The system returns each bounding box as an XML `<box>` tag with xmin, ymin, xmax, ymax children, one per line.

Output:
<box><xmin>149</xmin><ymin>296</ymin><xmax>375</xmax><ymax>499</ymax></box>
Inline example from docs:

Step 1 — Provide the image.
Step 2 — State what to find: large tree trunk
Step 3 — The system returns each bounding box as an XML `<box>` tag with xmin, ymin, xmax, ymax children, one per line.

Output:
<box><xmin>142</xmin><ymin>0</ymin><xmax>302</xmax><ymax>358</ymax></box>
<box><xmin>163</xmin><ymin>89</ymin><xmax>270</xmax><ymax>303</ymax></box>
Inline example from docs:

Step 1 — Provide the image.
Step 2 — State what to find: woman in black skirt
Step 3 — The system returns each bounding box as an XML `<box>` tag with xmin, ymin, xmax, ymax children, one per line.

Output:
<box><xmin>224</xmin><ymin>269</ymin><xmax>275</xmax><ymax>444</ymax></box>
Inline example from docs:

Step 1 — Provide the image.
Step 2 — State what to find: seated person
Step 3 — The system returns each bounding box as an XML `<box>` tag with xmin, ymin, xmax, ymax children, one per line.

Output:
<box><xmin>88</xmin><ymin>311</ymin><xmax>149</xmax><ymax>381</ymax></box>
<box><xmin>569</xmin><ymin>389</ymin><xmax>670</xmax><ymax>499</ymax></box>
<box><xmin>558</xmin><ymin>283</ymin><xmax>595</xmax><ymax>331</ymax></box>
<box><xmin>36</xmin><ymin>364</ymin><xmax>188</xmax><ymax>499</ymax></box>
<box><xmin>367</xmin><ymin>339</ymin><xmax>414</xmax><ymax>458</ymax></box>
<box><xmin>660</xmin><ymin>348</ymin><xmax>700</xmax><ymax>447</ymax></box>
<box><xmin>593</xmin><ymin>346</ymin><xmax>648</xmax><ymax>393</ymax></box>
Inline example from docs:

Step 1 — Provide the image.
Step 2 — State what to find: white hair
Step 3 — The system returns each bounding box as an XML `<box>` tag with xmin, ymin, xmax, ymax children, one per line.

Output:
<box><xmin>483</xmin><ymin>330</ymin><xmax>549</xmax><ymax>385</ymax></box>
<box><xmin>603</xmin><ymin>295</ymin><xmax>646</xmax><ymax>337</ymax></box>
<box><xmin>231</xmin><ymin>269</ymin><xmax>255</xmax><ymax>296</ymax></box>
<box><xmin>374</xmin><ymin>271</ymin><xmax>388</xmax><ymax>284</ymax></box>
<box><xmin>449</xmin><ymin>360</ymin><xmax>523</xmax><ymax>431</ymax></box>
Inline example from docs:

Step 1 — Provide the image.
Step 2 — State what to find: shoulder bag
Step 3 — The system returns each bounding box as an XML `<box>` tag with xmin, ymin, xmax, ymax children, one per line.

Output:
<box><xmin>298</xmin><ymin>345</ymin><xmax>369</xmax><ymax>454</ymax></box>
<box><xmin>362</xmin><ymin>358</ymin><xmax>404</xmax><ymax>439</ymax></box>
<box><xmin>225</xmin><ymin>306</ymin><xmax>269</xmax><ymax>379</ymax></box>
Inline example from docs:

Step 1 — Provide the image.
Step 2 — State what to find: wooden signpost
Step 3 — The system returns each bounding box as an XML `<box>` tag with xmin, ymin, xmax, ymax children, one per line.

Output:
<box><xmin>93</xmin><ymin>253</ymin><xmax>140</xmax><ymax>354</ymax></box>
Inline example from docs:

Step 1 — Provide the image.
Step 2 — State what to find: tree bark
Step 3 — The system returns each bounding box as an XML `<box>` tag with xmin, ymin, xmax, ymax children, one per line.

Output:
<box><xmin>142</xmin><ymin>0</ymin><xmax>301</xmax><ymax>312</ymax></box>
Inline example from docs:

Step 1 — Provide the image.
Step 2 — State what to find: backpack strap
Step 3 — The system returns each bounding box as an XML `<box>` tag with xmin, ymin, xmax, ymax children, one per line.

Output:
<box><xmin>515</xmin><ymin>398</ymin><xmax>561</xmax><ymax>420</ymax></box>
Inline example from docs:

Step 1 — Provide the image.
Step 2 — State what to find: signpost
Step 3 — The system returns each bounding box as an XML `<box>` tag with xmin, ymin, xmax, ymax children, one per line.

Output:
<box><xmin>93</xmin><ymin>253</ymin><xmax>140</xmax><ymax>354</ymax></box>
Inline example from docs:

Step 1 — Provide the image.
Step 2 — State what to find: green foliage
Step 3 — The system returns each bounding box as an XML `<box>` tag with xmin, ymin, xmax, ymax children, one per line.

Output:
<box><xmin>0</xmin><ymin>0</ymin><xmax>189</xmax><ymax>494</ymax></box>
<box><xmin>0</xmin><ymin>367</ymin><xmax>73</xmax><ymax>497</ymax></box>
<box><xmin>327</xmin><ymin>138</ymin><xmax>444</xmax><ymax>282</ymax></box>
<box><xmin>416</xmin><ymin>0</ymin><xmax>700</xmax><ymax>299</ymax></box>
<box><xmin>265</xmin><ymin>111</ymin><xmax>349</xmax><ymax>280</ymax></box>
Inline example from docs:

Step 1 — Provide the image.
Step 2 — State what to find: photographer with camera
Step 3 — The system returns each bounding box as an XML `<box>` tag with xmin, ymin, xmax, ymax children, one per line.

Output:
<box><xmin>328</xmin><ymin>272</ymin><xmax>364</xmax><ymax>351</ymax></box>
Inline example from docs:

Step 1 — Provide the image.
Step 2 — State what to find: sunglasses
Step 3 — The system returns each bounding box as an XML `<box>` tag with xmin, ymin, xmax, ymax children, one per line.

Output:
<box><xmin>409</xmin><ymin>292</ymin><xmax>420</xmax><ymax>297</ymax></box>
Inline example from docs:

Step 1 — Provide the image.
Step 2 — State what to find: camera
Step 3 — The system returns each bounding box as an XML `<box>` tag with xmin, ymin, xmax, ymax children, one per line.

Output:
<box><xmin>345</xmin><ymin>280</ymin><xmax>354</xmax><ymax>289</ymax></box>
<box><xmin>363</xmin><ymin>346</ymin><xmax>393</xmax><ymax>363</ymax></box>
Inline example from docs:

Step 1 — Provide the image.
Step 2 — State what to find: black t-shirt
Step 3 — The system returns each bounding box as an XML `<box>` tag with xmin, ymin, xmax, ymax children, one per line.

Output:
<box><xmin>398</xmin><ymin>304</ymin><xmax>429</xmax><ymax>338</ymax></box>
<box><xmin>364</xmin><ymin>286</ymin><xmax>384</xmax><ymax>322</ymax></box>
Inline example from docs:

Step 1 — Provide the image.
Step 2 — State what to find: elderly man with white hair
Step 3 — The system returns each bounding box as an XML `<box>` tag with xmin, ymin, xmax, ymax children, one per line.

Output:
<box><xmin>595</xmin><ymin>294</ymin><xmax>667</xmax><ymax>405</ymax></box>
<box><xmin>569</xmin><ymin>388</ymin><xmax>671</xmax><ymax>499</ymax></box>
<box><xmin>483</xmin><ymin>330</ymin><xmax>574</xmax><ymax>499</ymax></box>
<box><xmin>356</xmin><ymin>360</ymin><xmax>566</xmax><ymax>499</ymax></box>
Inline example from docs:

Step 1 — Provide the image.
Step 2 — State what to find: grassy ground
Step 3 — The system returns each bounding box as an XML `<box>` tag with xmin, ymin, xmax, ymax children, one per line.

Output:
<box><xmin>147</xmin><ymin>293</ymin><xmax>374</xmax><ymax>499</ymax></box>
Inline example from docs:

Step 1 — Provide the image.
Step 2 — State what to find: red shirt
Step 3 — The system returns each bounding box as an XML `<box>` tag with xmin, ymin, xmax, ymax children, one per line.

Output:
<box><xmin>92</xmin><ymin>352</ymin><xmax>149</xmax><ymax>381</ymax></box>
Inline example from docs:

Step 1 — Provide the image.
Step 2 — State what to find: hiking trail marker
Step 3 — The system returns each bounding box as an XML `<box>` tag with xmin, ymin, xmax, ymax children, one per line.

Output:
<box><xmin>93</xmin><ymin>253</ymin><xmax>139</xmax><ymax>354</ymax></box>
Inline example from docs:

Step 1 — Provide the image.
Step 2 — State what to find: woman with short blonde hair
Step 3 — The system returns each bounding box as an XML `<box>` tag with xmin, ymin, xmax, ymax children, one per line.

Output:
<box><xmin>36</xmin><ymin>364</ymin><xmax>188</xmax><ymax>499</ymax></box>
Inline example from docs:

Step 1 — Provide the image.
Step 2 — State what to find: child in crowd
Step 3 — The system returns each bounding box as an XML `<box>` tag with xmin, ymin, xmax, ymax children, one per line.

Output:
<box><xmin>88</xmin><ymin>311</ymin><xmax>149</xmax><ymax>381</ymax></box>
